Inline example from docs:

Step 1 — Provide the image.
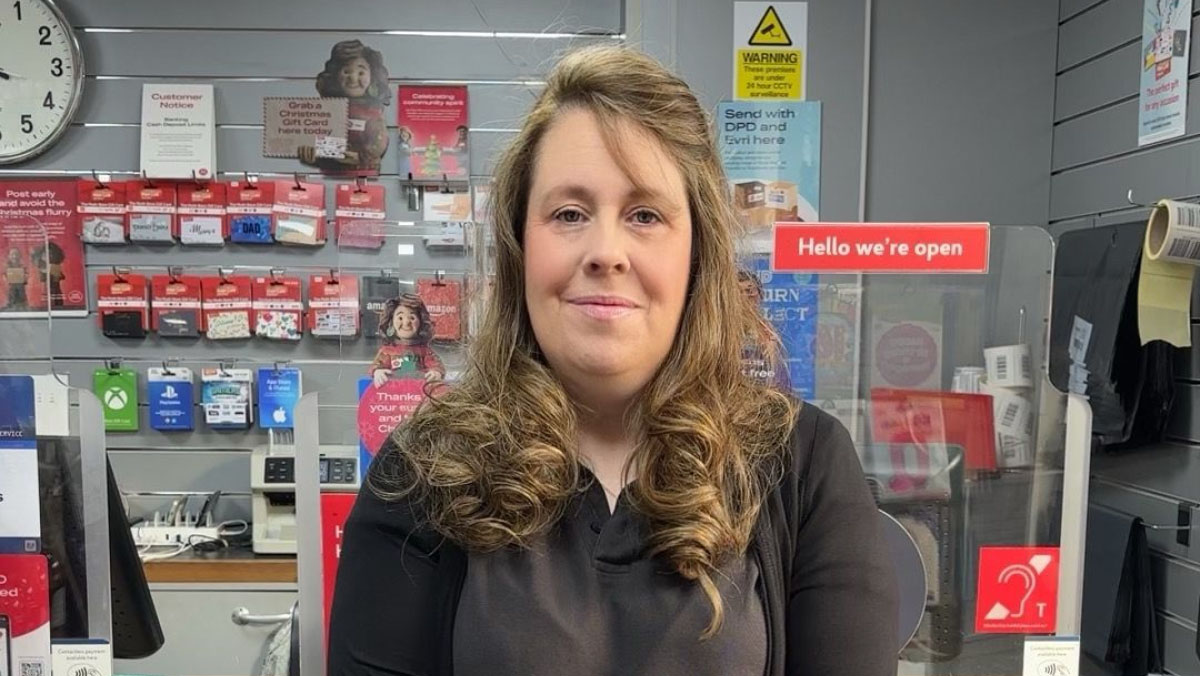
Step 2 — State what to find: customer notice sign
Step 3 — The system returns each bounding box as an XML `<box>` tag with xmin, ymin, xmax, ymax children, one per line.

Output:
<box><xmin>733</xmin><ymin>3</ymin><xmax>808</xmax><ymax>100</ymax></box>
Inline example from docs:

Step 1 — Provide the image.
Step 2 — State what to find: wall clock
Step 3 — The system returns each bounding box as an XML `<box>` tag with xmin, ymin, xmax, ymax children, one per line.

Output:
<box><xmin>0</xmin><ymin>0</ymin><xmax>85</xmax><ymax>164</ymax></box>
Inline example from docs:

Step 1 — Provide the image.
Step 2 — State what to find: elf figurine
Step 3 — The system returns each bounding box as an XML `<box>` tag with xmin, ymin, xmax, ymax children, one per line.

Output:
<box><xmin>370</xmin><ymin>293</ymin><xmax>445</xmax><ymax>387</ymax></box>
<box><xmin>422</xmin><ymin>134</ymin><xmax>442</xmax><ymax>177</ymax></box>
<box><xmin>5</xmin><ymin>248</ymin><xmax>27</xmax><ymax>310</ymax></box>
<box><xmin>30</xmin><ymin>242</ymin><xmax>66</xmax><ymax>308</ymax></box>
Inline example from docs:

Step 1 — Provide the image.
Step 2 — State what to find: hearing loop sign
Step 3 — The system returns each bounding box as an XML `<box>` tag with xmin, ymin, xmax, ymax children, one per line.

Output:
<box><xmin>733</xmin><ymin>2</ymin><xmax>808</xmax><ymax>100</ymax></box>
<box><xmin>975</xmin><ymin>546</ymin><xmax>1060</xmax><ymax>634</ymax></box>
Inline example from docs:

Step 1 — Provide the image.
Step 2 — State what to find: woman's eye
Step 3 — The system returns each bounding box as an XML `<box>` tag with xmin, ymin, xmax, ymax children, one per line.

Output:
<box><xmin>554</xmin><ymin>208</ymin><xmax>585</xmax><ymax>224</ymax></box>
<box><xmin>631</xmin><ymin>209</ymin><xmax>662</xmax><ymax>226</ymax></box>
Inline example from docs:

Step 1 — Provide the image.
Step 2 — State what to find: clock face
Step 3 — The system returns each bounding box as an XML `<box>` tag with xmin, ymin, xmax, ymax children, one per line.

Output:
<box><xmin>0</xmin><ymin>0</ymin><xmax>84</xmax><ymax>164</ymax></box>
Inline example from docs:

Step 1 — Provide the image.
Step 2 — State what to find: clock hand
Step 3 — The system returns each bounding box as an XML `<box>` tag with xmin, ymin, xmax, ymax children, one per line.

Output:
<box><xmin>0</xmin><ymin>70</ymin><xmax>10</xmax><ymax>81</ymax></box>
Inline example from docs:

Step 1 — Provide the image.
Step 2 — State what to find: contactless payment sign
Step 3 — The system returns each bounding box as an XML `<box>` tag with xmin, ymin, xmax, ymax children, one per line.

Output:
<box><xmin>773</xmin><ymin>223</ymin><xmax>990</xmax><ymax>273</ymax></box>
<box><xmin>975</xmin><ymin>546</ymin><xmax>1059</xmax><ymax>634</ymax></box>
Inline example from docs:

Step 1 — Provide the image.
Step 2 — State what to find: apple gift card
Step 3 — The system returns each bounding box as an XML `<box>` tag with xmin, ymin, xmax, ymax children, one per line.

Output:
<box><xmin>257</xmin><ymin>367</ymin><xmax>302</xmax><ymax>429</ymax></box>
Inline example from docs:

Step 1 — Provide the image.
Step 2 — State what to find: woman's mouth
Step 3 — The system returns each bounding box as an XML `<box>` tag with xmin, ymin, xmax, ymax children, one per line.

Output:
<box><xmin>566</xmin><ymin>296</ymin><xmax>639</xmax><ymax>320</ymax></box>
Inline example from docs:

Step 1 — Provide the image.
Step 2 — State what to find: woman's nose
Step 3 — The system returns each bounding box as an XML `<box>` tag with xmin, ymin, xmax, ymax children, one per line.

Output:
<box><xmin>582</xmin><ymin>218</ymin><xmax>630</xmax><ymax>275</ymax></box>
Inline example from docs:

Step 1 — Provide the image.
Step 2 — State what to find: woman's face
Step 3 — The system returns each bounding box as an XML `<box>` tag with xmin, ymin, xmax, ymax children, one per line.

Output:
<box><xmin>523</xmin><ymin>108</ymin><xmax>692</xmax><ymax>402</ymax></box>
<box><xmin>338</xmin><ymin>56</ymin><xmax>371</xmax><ymax>97</ymax></box>
<box><xmin>392</xmin><ymin>305</ymin><xmax>420</xmax><ymax>340</ymax></box>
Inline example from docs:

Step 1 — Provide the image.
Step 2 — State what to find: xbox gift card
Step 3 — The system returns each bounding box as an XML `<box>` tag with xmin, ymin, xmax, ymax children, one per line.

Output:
<box><xmin>94</xmin><ymin>368</ymin><xmax>139</xmax><ymax>431</ymax></box>
<box><xmin>258</xmin><ymin>367</ymin><xmax>301</xmax><ymax>429</ymax></box>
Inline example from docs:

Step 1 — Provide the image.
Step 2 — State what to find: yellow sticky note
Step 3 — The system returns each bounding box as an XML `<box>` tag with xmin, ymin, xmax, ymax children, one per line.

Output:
<box><xmin>1137</xmin><ymin>246</ymin><xmax>1194</xmax><ymax>347</ymax></box>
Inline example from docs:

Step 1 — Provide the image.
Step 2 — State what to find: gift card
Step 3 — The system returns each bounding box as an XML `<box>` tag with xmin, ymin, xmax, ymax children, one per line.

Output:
<box><xmin>147</xmin><ymin>367</ymin><xmax>194</xmax><ymax>431</ymax></box>
<box><xmin>201</xmin><ymin>368</ymin><xmax>253</xmax><ymax>429</ymax></box>
<box><xmin>93</xmin><ymin>368</ymin><xmax>138</xmax><ymax>432</ymax></box>
<box><xmin>258</xmin><ymin>367</ymin><xmax>302</xmax><ymax>429</ymax></box>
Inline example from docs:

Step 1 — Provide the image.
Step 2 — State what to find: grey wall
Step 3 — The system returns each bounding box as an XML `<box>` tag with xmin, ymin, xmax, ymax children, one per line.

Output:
<box><xmin>866</xmin><ymin>0</ymin><xmax>1059</xmax><ymax>224</ymax></box>
<box><xmin>1052</xmin><ymin>1</ymin><xmax>1200</xmax><ymax>672</ymax></box>
<box><xmin>0</xmin><ymin>0</ymin><xmax>622</xmax><ymax>522</ymax></box>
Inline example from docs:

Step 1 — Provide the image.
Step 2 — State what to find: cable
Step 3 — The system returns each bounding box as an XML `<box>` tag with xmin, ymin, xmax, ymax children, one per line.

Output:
<box><xmin>139</xmin><ymin>543</ymin><xmax>191</xmax><ymax>562</ymax></box>
<box><xmin>188</xmin><ymin>534</ymin><xmax>228</xmax><ymax>554</ymax></box>
<box><xmin>217</xmin><ymin>519</ymin><xmax>249</xmax><ymax>538</ymax></box>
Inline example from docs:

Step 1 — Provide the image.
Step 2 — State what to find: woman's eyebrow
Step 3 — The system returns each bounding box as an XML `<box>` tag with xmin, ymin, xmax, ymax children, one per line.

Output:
<box><xmin>626</xmin><ymin>186</ymin><xmax>683</xmax><ymax>213</ymax></box>
<box><xmin>536</xmin><ymin>184</ymin><xmax>594</xmax><ymax>204</ymax></box>
<box><xmin>537</xmin><ymin>183</ymin><xmax>681</xmax><ymax>211</ymax></box>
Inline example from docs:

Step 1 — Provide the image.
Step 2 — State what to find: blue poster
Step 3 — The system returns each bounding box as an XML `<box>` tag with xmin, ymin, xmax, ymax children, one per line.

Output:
<box><xmin>1139</xmin><ymin>0</ymin><xmax>1192</xmax><ymax>145</ymax></box>
<box><xmin>357</xmin><ymin>377</ymin><xmax>372</xmax><ymax>480</ymax></box>
<box><xmin>258</xmin><ymin>368</ymin><xmax>302</xmax><ymax>429</ymax></box>
<box><xmin>718</xmin><ymin>100</ymin><xmax>820</xmax><ymax>243</ymax></box>
<box><xmin>147</xmin><ymin>368</ymin><xmax>195</xmax><ymax>431</ymax></box>
<box><xmin>0</xmin><ymin>375</ymin><xmax>38</xmax><ymax>553</ymax></box>
<box><xmin>747</xmin><ymin>255</ymin><xmax>818</xmax><ymax>399</ymax></box>
<box><xmin>0</xmin><ymin>375</ymin><xmax>35</xmax><ymax>440</ymax></box>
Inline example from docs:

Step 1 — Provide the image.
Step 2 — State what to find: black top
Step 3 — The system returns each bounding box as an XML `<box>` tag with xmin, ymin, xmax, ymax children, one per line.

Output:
<box><xmin>453</xmin><ymin>468</ymin><xmax>766</xmax><ymax>675</ymax></box>
<box><xmin>328</xmin><ymin>404</ymin><xmax>898</xmax><ymax>676</ymax></box>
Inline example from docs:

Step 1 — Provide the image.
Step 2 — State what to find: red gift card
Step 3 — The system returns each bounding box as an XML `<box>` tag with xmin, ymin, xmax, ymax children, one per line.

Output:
<box><xmin>150</xmin><ymin>273</ymin><xmax>203</xmax><ymax>335</ymax></box>
<box><xmin>308</xmin><ymin>273</ymin><xmax>359</xmax><ymax>338</ymax></box>
<box><xmin>335</xmin><ymin>182</ymin><xmax>386</xmax><ymax>249</ymax></box>
<box><xmin>416</xmin><ymin>277</ymin><xmax>462</xmax><ymax>341</ymax></box>
<box><xmin>96</xmin><ymin>272</ymin><xmax>149</xmax><ymax>334</ymax></box>
<box><xmin>127</xmin><ymin>181</ymin><xmax>178</xmax><ymax>243</ymax></box>
<box><xmin>273</xmin><ymin>180</ymin><xmax>327</xmax><ymax>246</ymax></box>
<box><xmin>178</xmin><ymin>181</ymin><xmax>228</xmax><ymax>245</ymax></box>
<box><xmin>869</xmin><ymin>387</ymin><xmax>997</xmax><ymax>471</ymax></box>
<box><xmin>252</xmin><ymin>274</ymin><xmax>304</xmax><ymax>341</ymax></box>
<box><xmin>77</xmin><ymin>178</ymin><xmax>128</xmax><ymax>245</ymax></box>
<box><xmin>201</xmin><ymin>274</ymin><xmax>254</xmax><ymax>340</ymax></box>
<box><xmin>974</xmin><ymin>546</ymin><xmax>1059</xmax><ymax>634</ymax></box>
<box><xmin>228</xmin><ymin>179</ymin><xmax>276</xmax><ymax>243</ymax></box>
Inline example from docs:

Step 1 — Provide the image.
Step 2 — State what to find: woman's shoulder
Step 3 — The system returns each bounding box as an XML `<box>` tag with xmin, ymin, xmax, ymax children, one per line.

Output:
<box><xmin>785</xmin><ymin>403</ymin><xmax>857</xmax><ymax>475</ymax></box>
<box><xmin>769</xmin><ymin>402</ymin><xmax>864</xmax><ymax>518</ymax></box>
<box><xmin>347</xmin><ymin>442</ymin><xmax>455</xmax><ymax>560</ymax></box>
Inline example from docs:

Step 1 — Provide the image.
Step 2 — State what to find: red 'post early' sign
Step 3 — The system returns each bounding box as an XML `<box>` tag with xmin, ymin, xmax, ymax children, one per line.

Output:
<box><xmin>772</xmin><ymin>222</ymin><xmax>990</xmax><ymax>273</ymax></box>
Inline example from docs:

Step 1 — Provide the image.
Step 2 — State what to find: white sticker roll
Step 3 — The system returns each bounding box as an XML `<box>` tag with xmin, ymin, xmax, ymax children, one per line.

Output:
<box><xmin>984</xmin><ymin>344</ymin><xmax>1032</xmax><ymax>388</ymax></box>
<box><xmin>1147</xmin><ymin>199</ymin><xmax>1200</xmax><ymax>264</ymax></box>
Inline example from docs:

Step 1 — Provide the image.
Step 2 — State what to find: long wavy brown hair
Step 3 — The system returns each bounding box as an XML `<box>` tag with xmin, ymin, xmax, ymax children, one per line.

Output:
<box><xmin>371</xmin><ymin>44</ymin><xmax>797</xmax><ymax>637</ymax></box>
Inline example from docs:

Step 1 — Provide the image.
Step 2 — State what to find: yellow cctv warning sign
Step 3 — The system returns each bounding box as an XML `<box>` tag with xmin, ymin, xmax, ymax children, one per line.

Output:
<box><xmin>733</xmin><ymin>2</ymin><xmax>807</xmax><ymax>100</ymax></box>
<box><xmin>749</xmin><ymin>6</ymin><xmax>792</xmax><ymax>46</ymax></box>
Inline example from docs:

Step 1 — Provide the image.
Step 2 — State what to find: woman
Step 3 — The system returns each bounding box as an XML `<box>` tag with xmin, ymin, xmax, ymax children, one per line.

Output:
<box><xmin>329</xmin><ymin>45</ymin><xmax>897</xmax><ymax>675</ymax></box>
